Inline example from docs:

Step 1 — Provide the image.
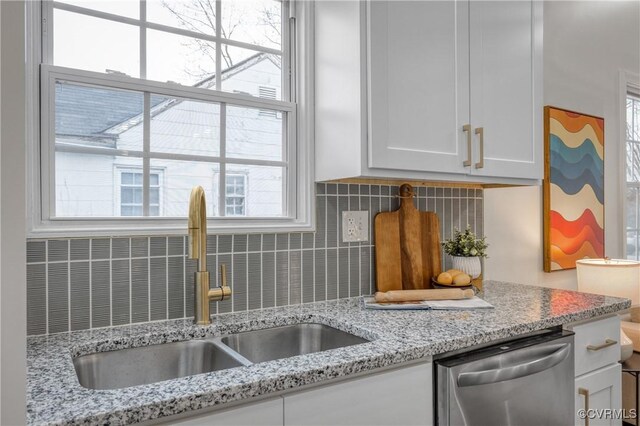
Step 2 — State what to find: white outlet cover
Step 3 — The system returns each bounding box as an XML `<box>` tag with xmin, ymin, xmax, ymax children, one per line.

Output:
<box><xmin>342</xmin><ymin>211</ymin><xmax>369</xmax><ymax>242</ymax></box>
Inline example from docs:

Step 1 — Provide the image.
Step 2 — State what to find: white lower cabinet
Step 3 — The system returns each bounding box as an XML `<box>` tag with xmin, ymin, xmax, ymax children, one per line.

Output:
<box><xmin>155</xmin><ymin>362</ymin><xmax>433</xmax><ymax>426</ymax></box>
<box><xmin>283</xmin><ymin>362</ymin><xmax>433</xmax><ymax>426</ymax></box>
<box><xmin>156</xmin><ymin>397</ymin><xmax>284</xmax><ymax>425</ymax></box>
<box><xmin>574</xmin><ymin>363</ymin><xmax>622</xmax><ymax>426</ymax></box>
<box><xmin>567</xmin><ymin>316</ymin><xmax>623</xmax><ymax>426</ymax></box>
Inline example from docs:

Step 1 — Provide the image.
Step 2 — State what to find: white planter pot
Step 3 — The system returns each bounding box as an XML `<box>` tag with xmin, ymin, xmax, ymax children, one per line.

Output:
<box><xmin>451</xmin><ymin>256</ymin><xmax>482</xmax><ymax>279</ymax></box>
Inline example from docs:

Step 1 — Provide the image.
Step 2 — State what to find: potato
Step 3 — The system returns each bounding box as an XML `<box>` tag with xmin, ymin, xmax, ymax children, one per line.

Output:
<box><xmin>437</xmin><ymin>272</ymin><xmax>453</xmax><ymax>284</ymax></box>
<box><xmin>446</xmin><ymin>269</ymin><xmax>464</xmax><ymax>278</ymax></box>
<box><xmin>453</xmin><ymin>273</ymin><xmax>471</xmax><ymax>285</ymax></box>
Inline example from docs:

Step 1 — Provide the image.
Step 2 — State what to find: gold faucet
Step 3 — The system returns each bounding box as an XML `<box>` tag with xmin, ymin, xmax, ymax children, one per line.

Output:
<box><xmin>188</xmin><ymin>185</ymin><xmax>231</xmax><ymax>325</ymax></box>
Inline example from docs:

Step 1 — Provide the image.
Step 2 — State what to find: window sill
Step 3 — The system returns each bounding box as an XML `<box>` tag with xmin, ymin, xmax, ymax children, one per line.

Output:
<box><xmin>27</xmin><ymin>217</ymin><xmax>315</xmax><ymax>239</ymax></box>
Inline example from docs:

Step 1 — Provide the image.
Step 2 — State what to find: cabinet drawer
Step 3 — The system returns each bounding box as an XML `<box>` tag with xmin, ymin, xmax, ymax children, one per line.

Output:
<box><xmin>570</xmin><ymin>316</ymin><xmax>620</xmax><ymax>377</ymax></box>
<box><xmin>574</xmin><ymin>363</ymin><xmax>622</xmax><ymax>426</ymax></box>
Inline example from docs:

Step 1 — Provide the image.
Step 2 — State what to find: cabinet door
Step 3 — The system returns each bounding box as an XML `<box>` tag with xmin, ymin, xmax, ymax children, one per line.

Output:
<box><xmin>469</xmin><ymin>1</ymin><xmax>543</xmax><ymax>179</ymax></box>
<box><xmin>575</xmin><ymin>364</ymin><xmax>622</xmax><ymax>426</ymax></box>
<box><xmin>157</xmin><ymin>397</ymin><xmax>284</xmax><ymax>425</ymax></box>
<box><xmin>367</xmin><ymin>0</ymin><xmax>470</xmax><ymax>174</ymax></box>
<box><xmin>284</xmin><ymin>363</ymin><xmax>433</xmax><ymax>425</ymax></box>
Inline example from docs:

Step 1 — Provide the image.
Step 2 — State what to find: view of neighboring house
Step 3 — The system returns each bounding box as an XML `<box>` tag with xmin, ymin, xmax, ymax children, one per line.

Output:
<box><xmin>55</xmin><ymin>52</ymin><xmax>284</xmax><ymax>218</ymax></box>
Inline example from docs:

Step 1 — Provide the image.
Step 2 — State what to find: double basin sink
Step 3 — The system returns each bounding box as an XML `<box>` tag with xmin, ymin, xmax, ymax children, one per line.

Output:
<box><xmin>73</xmin><ymin>323</ymin><xmax>369</xmax><ymax>390</ymax></box>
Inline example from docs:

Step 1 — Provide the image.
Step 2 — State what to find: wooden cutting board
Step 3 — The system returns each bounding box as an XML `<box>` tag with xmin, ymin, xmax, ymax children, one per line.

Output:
<box><xmin>374</xmin><ymin>184</ymin><xmax>442</xmax><ymax>292</ymax></box>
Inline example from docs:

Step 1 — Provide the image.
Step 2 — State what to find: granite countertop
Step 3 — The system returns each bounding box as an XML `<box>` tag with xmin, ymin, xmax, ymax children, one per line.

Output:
<box><xmin>27</xmin><ymin>280</ymin><xmax>630</xmax><ymax>425</ymax></box>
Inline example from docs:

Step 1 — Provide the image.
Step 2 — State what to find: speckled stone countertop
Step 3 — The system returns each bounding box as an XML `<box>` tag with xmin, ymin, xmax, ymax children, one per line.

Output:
<box><xmin>27</xmin><ymin>280</ymin><xmax>630</xmax><ymax>425</ymax></box>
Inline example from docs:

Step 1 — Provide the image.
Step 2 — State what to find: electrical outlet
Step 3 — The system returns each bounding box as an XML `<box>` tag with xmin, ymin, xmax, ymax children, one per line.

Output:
<box><xmin>342</xmin><ymin>211</ymin><xmax>369</xmax><ymax>242</ymax></box>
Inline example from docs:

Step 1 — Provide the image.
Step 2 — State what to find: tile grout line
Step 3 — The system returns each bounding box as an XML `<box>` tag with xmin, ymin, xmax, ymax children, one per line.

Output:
<box><xmin>165</xmin><ymin>236</ymin><xmax>169</xmax><ymax>320</ymax></box>
<box><xmin>147</xmin><ymin>237</ymin><xmax>151</xmax><ymax>323</ymax></box>
<box><xmin>109</xmin><ymin>238</ymin><xmax>113</xmax><ymax>327</ymax></box>
<box><xmin>128</xmin><ymin>237</ymin><xmax>132</xmax><ymax>325</ymax></box>
<box><xmin>45</xmin><ymin>241</ymin><xmax>49</xmax><ymax>334</ymax></box>
<box><xmin>324</xmin><ymin>193</ymin><xmax>328</xmax><ymax>301</ymax></box>
<box><xmin>89</xmin><ymin>239</ymin><xmax>93</xmax><ymax>329</ymax></box>
<box><xmin>67</xmin><ymin>240</ymin><xmax>71</xmax><ymax>332</ymax></box>
<box><xmin>183</xmin><ymin>236</ymin><xmax>187</xmax><ymax>318</ymax></box>
<box><xmin>246</xmin><ymin>238</ymin><xmax>250</xmax><ymax>311</ymax></box>
<box><xmin>260</xmin><ymin>234</ymin><xmax>264</xmax><ymax>309</ymax></box>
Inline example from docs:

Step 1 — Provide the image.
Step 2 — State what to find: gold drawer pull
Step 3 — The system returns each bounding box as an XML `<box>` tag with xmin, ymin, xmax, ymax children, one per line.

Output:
<box><xmin>586</xmin><ymin>339</ymin><xmax>617</xmax><ymax>351</ymax></box>
<box><xmin>579</xmin><ymin>387</ymin><xmax>590</xmax><ymax>426</ymax></box>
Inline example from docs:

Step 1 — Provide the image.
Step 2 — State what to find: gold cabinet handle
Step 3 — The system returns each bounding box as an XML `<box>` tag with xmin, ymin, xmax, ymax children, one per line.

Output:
<box><xmin>578</xmin><ymin>387</ymin><xmax>589</xmax><ymax>426</ymax></box>
<box><xmin>463</xmin><ymin>124</ymin><xmax>472</xmax><ymax>167</ymax></box>
<box><xmin>474</xmin><ymin>127</ymin><xmax>484</xmax><ymax>169</ymax></box>
<box><xmin>586</xmin><ymin>338</ymin><xmax>617</xmax><ymax>351</ymax></box>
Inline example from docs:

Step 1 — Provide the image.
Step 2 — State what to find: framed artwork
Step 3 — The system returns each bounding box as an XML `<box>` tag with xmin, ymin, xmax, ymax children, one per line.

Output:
<box><xmin>543</xmin><ymin>106</ymin><xmax>605</xmax><ymax>272</ymax></box>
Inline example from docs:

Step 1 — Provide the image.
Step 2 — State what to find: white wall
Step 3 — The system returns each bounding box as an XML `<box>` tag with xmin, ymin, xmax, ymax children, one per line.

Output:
<box><xmin>485</xmin><ymin>1</ymin><xmax>640</xmax><ymax>289</ymax></box>
<box><xmin>0</xmin><ymin>0</ymin><xmax>26</xmax><ymax>423</ymax></box>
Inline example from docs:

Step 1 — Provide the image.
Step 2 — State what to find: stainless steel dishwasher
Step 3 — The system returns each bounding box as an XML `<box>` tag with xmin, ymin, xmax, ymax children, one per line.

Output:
<box><xmin>435</xmin><ymin>329</ymin><xmax>574</xmax><ymax>426</ymax></box>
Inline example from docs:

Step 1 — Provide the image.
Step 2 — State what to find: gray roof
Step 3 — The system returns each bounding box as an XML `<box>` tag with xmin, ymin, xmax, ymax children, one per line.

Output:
<box><xmin>55</xmin><ymin>84</ymin><xmax>165</xmax><ymax>139</ymax></box>
<box><xmin>55</xmin><ymin>53</ymin><xmax>279</xmax><ymax>141</ymax></box>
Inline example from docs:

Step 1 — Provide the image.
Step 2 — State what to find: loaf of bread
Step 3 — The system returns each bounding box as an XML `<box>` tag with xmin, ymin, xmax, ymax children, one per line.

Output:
<box><xmin>453</xmin><ymin>273</ymin><xmax>471</xmax><ymax>285</ymax></box>
<box><xmin>436</xmin><ymin>272</ymin><xmax>453</xmax><ymax>284</ymax></box>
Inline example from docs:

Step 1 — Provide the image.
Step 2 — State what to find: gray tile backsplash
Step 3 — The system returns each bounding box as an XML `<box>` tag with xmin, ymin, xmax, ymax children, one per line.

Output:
<box><xmin>26</xmin><ymin>183</ymin><xmax>483</xmax><ymax>335</ymax></box>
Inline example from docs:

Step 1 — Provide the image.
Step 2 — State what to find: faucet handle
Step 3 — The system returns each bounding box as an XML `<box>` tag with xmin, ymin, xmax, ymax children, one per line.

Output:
<box><xmin>220</xmin><ymin>263</ymin><xmax>228</xmax><ymax>287</ymax></box>
<box><xmin>209</xmin><ymin>263</ymin><xmax>231</xmax><ymax>302</ymax></box>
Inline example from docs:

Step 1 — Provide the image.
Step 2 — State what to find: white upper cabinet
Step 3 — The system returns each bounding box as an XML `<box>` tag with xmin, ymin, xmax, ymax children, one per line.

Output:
<box><xmin>315</xmin><ymin>0</ymin><xmax>543</xmax><ymax>184</ymax></box>
<box><xmin>367</xmin><ymin>1</ymin><xmax>469</xmax><ymax>174</ymax></box>
<box><xmin>468</xmin><ymin>1</ymin><xmax>543</xmax><ymax>179</ymax></box>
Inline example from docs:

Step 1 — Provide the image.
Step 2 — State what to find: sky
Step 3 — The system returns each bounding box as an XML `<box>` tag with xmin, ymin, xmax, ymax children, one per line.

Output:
<box><xmin>53</xmin><ymin>0</ymin><xmax>282</xmax><ymax>86</ymax></box>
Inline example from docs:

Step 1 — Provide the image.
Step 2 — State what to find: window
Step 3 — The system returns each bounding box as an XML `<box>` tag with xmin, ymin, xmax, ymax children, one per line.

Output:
<box><xmin>119</xmin><ymin>170</ymin><xmax>161</xmax><ymax>217</ymax></box>
<box><xmin>627</xmin><ymin>92</ymin><xmax>640</xmax><ymax>259</ymax></box>
<box><xmin>225</xmin><ymin>174</ymin><xmax>246</xmax><ymax>216</ymax></box>
<box><xmin>30</xmin><ymin>0</ymin><xmax>313</xmax><ymax>235</ymax></box>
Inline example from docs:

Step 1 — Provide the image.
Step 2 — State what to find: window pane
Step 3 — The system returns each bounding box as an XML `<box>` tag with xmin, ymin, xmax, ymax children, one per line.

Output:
<box><xmin>221</xmin><ymin>46</ymin><xmax>282</xmax><ymax>99</ymax></box>
<box><xmin>627</xmin><ymin>97</ymin><xmax>634</xmax><ymax>140</ymax></box>
<box><xmin>628</xmin><ymin>142</ymin><xmax>640</xmax><ymax>182</ymax></box>
<box><xmin>122</xmin><ymin>173</ymin><xmax>134</xmax><ymax>185</ymax></box>
<box><xmin>121</xmin><ymin>206</ymin><xmax>135</xmax><ymax>216</ymax></box>
<box><xmin>147</xmin><ymin>0</ymin><xmax>216</xmax><ymax>35</ymax></box>
<box><xmin>53</xmin><ymin>9</ymin><xmax>139</xmax><ymax>77</ymax></box>
<box><xmin>628</xmin><ymin>187</ymin><xmax>638</xmax><ymax>230</ymax></box>
<box><xmin>632</xmin><ymin>98</ymin><xmax>640</xmax><ymax>141</ymax></box>
<box><xmin>56</xmin><ymin>1</ymin><xmax>139</xmax><ymax>19</ymax></box>
<box><xmin>121</xmin><ymin>187</ymin><xmax>134</xmax><ymax>203</ymax></box>
<box><xmin>226</xmin><ymin>105</ymin><xmax>283</xmax><ymax>161</ymax></box>
<box><xmin>55</xmin><ymin>81</ymin><xmax>144</xmax><ymax>152</ymax></box>
<box><xmin>628</xmin><ymin>231</ymin><xmax>638</xmax><ymax>260</ymax></box>
<box><xmin>147</xmin><ymin>29</ymin><xmax>216</xmax><ymax>86</ymax></box>
<box><xmin>150</xmin><ymin>174</ymin><xmax>160</xmax><ymax>186</ymax></box>
<box><xmin>150</xmin><ymin>159</ymin><xmax>219</xmax><ymax>217</ymax></box>
<box><xmin>226</xmin><ymin>165</ymin><xmax>283</xmax><ymax>217</ymax></box>
<box><xmin>149</xmin><ymin>206</ymin><xmax>160</xmax><ymax>216</ymax></box>
<box><xmin>150</xmin><ymin>188</ymin><xmax>160</xmax><ymax>204</ymax></box>
<box><xmin>149</xmin><ymin>96</ymin><xmax>220</xmax><ymax>156</ymax></box>
<box><xmin>221</xmin><ymin>0</ymin><xmax>282</xmax><ymax>50</ymax></box>
<box><xmin>55</xmin><ymin>153</ymin><xmax>142</xmax><ymax>217</ymax></box>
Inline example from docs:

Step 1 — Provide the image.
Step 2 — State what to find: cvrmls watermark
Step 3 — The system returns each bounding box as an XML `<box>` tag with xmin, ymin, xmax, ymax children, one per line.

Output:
<box><xmin>577</xmin><ymin>408</ymin><xmax>637</xmax><ymax>420</ymax></box>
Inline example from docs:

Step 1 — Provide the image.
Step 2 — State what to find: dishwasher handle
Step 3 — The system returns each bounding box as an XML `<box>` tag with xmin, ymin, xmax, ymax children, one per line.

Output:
<box><xmin>457</xmin><ymin>343</ymin><xmax>571</xmax><ymax>387</ymax></box>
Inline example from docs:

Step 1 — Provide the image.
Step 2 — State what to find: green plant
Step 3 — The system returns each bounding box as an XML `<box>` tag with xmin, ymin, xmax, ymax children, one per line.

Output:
<box><xmin>442</xmin><ymin>226</ymin><xmax>488</xmax><ymax>258</ymax></box>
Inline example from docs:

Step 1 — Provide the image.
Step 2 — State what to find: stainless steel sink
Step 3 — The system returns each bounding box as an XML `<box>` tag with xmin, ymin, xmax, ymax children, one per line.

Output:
<box><xmin>73</xmin><ymin>323</ymin><xmax>370</xmax><ymax>390</ymax></box>
<box><xmin>73</xmin><ymin>339</ymin><xmax>245</xmax><ymax>390</ymax></box>
<box><xmin>220</xmin><ymin>323</ymin><xmax>369</xmax><ymax>363</ymax></box>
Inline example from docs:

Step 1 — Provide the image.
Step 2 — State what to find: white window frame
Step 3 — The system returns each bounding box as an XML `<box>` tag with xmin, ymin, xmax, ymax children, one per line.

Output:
<box><xmin>224</xmin><ymin>173</ymin><xmax>247</xmax><ymax>217</ymax></box>
<box><xmin>622</xmin><ymin>70</ymin><xmax>640</xmax><ymax>258</ymax></box>
<box><xmin>26</xmin><ymin>0</ymin><xmax>315</xmax><ymax>237</ymax></box>
<box><xmin>116</xmin><ymin>167</ymin><xmax>163</xmax><ymax>217</ymax></box>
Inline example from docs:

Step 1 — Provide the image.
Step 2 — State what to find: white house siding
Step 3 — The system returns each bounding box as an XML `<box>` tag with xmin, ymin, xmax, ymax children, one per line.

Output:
<box><xmin>55</xmin><ymin>56</ymin><xmax>284</xmax><ymax>218</ymax></box>
<box><xmin>55</xmin><ymin>151</ymin><xmax>135</xmax><ymax>217</ymax></box>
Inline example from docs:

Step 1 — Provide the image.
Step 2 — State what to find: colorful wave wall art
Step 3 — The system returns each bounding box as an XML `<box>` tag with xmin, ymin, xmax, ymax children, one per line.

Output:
<box><xmin>544</xmin><ymin>107</ymin><xmax>604</xmax><ymax>272</ymax></box>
